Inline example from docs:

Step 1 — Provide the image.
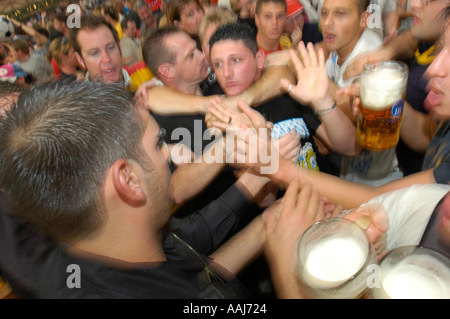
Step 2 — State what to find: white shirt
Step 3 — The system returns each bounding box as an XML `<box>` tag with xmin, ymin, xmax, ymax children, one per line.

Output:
<box><xmin>358</xmin><ymin>184</ymin><xmax>450</xmax><ymax>251</ymax></box>
<box><xmin>325</xmin><ymin>29</ymin><xmax>382</xmax><ymax>88</ymax></box>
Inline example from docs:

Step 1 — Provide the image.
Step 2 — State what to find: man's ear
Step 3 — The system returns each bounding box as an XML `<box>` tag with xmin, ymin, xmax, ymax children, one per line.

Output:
<box><xmin>254</xmin><ymin>14</ymin><xmax>260</xmax><ymax>29</ymax></box>
<box><xmin>255</xmin><ymin>49</ymin><xmax>266</xmax><ymax>72</ymax></box>
<box><xmin>112</xmin><ymin>159</ymin><xmax>146</xmax><ymax>207</ymax></box>
<box><xmin>360</xmin><ymin>10</ymin><xmax>371</xmax><ymax>29</ymax></box>
<box><xmin>75</xmin><ymin>52</ymin><xmax>86</xmax><ymax>70</ymax></box>
<box><xmin>157</xmin><ymin>63</ymin><xmax>174</xmax><ymax>81</ymax></box>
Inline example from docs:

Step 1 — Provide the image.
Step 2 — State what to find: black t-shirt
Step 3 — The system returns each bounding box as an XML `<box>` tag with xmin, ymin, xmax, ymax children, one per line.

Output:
<box><xmin>0</xmin><ymin>192</ymin><xmax>54</xmax><ymax>299</ymax></box>
<box><xmin>255</xmin><ymin>95</ymin><xmax>332</xmax><ymax>174</ymax></box>
<box><xmin>302</xmin><ymin>23</ymin><xmax>323</xmax><ymax>45</ymax></box>
<box><xmin>37</xmin><ymin>233</ymin><xmax>250</xmax><ymax>299</ymax></box>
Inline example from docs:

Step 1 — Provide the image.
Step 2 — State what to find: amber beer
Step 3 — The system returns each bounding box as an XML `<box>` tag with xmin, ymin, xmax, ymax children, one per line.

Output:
<box><xmin>357</xmin><ymin>61</ymin><xmax>408</xmax><ymax>150</ymax></box>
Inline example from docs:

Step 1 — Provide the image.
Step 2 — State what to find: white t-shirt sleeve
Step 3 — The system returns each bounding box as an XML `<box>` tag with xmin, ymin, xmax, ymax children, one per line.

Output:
<box><xmin>359</xmin><ymin>184</ymin><xmax>450</xmax><ymax>251</ymax></box>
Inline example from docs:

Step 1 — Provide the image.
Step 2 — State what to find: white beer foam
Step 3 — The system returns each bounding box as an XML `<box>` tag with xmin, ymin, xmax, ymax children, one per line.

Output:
<box><xmin>305</xmin><ymin>235</ymin><xmax>368</xmax><ymax>285</ymax></box>
<box><xmin>382</xmin><ymin>255</ymin><xmax>450</xmax><ymax>299</ymax></box>
<box><xmin>361</xmin><ymin>68</ymin><xmax>406</xmax><ymax>110</ymax></box>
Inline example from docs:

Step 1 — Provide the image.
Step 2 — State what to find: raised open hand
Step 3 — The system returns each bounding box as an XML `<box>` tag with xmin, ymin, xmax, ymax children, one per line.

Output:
<box><xmin>280</xmin><ymin>42</ymin><xmax>329</xmax><ymax>105</ymax></box>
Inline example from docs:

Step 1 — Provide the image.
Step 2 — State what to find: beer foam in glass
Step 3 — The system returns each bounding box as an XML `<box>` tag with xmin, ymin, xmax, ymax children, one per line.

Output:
<box><xmin>305</xmin><ymin>235</ymin><xmax>368</xmax><ymax>287</ymax></box>
<box><xmin>297</xmin><ymin>218</ymin><xmax>376</xmax><ymax>298</ymax></box>
<box><xmin>372</xmin><ymin>246</ymin><xmax>450</xmax><ymax>299</ymax></box>
<box><xmin>358</xmin><ymin>61</ymin><xmax>408</xmax><ymax>150</ymax></box>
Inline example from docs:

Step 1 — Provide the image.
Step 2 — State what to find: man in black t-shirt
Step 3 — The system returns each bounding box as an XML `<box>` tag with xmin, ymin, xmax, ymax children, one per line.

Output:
<box><xmin>208</xmin><ymin>22</ymin><xmax>360</xmax><ymax>174</ymax></box>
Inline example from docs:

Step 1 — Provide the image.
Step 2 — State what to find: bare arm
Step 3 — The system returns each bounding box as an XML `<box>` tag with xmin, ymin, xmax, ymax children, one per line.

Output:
<box><xmin>272</xmin><ymin>157</ymin><xmax>437</xmax><ymax>210</ymax></box>
<box><xmin>343</xmin><ymin>30</ymin><xmax>419</xmax><ymax>80</ymax></box>
<box><xmin>313</xmin><ymin>93</ymin><xmax>359</xmax><ymax>156</ymax></box>
<box><xmin>143</xmin><ymin>64</ymin><xmax>295</xmax><ymax>116</ymax></box>
<box><xmin>209</xmin><ymin>214</ymin><xmax>266</xmax><ymax>276</ymax></box>
<box><xmin>383</xmin><ymin>10</ymin><xmax>400</xmax><ymax>43</ymax></box>
<box><xmin>229</xmin><ymin>99</ymin><xmax>438</xmax><ymax>210</ymax></box>
<box><xmin>170</xmin><ymin>137</ymin><xmax>227</xmax><ymax>204</ymax></box>
<box><xmin>9</xmin><ymin>18</ymin><xmax>48</xmax><ymax>47</ymax></box>
<box><xmin>146</xmin><ymin>85</ymin><xmax>217</xmax><ymax>115</ymax></box>
<box><xmin>400</xmin><ymin>101</ymin><xmax>437</xmax><ymax>152</ymax></box>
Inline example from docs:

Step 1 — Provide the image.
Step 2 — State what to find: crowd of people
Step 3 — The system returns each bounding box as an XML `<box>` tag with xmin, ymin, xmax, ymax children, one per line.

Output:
<box><xmin>0</xmin><ymin>0</ymin><xmax>449</xmax><ymax>300</ymax></box>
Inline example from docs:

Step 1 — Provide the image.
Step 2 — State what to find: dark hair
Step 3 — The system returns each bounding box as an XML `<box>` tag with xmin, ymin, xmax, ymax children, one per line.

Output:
<box><xmin>69</xmin><ymin>15</ymin><xmax>119</xmax><ymax>56</ymax></box>
<box><xmin>142</xmin><ymin>26</ymin><xmax>179</xmax><ymax>76</ymax></box>
<box><xmin>443</xmin><ymin>4</ymin><xmax>450</xmax><ymax>21</ymax></box>
<box><xmin>0</xmin><ymin>81</ymin><xmax>148</xmax><ymax>243</ymax></box>
<box><xmin>121</xmin><ymin>15</ymin><xmax>137</xmax><ymax>30</ymax></box>
<box><xmin>209</xmin><ymin>22</ymin><xmax>258</xmax><ymax>55</ymax></box>
<box><xmin>255</xmin><ymin>0</ymin><xmax>287</xmax><ymax>14</ymax></box>
<box><xmin>54</xmin><ymin>13</ymin><xmax>68</xmax><ymax>24</ymax></box>
<box><xmin>103</xmin><ymin>5</ymin><xmax>120</xmax><ymax>21</ymax></box>
<box><xmin>358</xmin><ymin>0</ymin><xmax>371</xmax><ymax>15</ymax></box>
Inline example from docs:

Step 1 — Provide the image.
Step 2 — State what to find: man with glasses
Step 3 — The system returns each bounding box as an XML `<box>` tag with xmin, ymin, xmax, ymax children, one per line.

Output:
<box><xmin>282</xmin><ymin>0</ymin><xmax>322</xmax><ymax>48</ymax></box>
<box><xmin>343</xmin><ymin>0</ymin><xmax>449</xmax><ymax>177</ymax></box>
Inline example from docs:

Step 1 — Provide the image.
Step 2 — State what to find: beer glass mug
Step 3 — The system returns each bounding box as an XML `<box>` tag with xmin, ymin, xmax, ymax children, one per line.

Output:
<box><xmin>357</xmin><ymin>60</ymin><xmax>408</xmax><ymax>150</ymax></box>
<box><xmin>371</xmin><ymin>246</ymin><xmax>450</xmax><ymax>299</ymax></box>
<box><xmin>297</xmin><ymin>217</ymin><xmax>377</xmax><ymax>299</ymax></box>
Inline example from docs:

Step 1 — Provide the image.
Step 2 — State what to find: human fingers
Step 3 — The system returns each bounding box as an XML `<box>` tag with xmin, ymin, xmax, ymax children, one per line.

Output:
<box><xmin>208</xmin><ymin>105</ymin><xmax>232</xmax><ymax>125</ymax></box>
<box><xmin>306</xmin><ymin>42</ymin><xmax>318</xmax><ymax>66</ymax></box>
<box><xmin>290</xmin><ymin>46</ymin><xmax>305</xmax><ymax>74</ymax></box>
<box><xmin>280</xmin><ymin>78</ymin><xmax>294</xmax><ymax>95</ymax></box>
<box><xmin>281</xmin><ymin>177</ymin><xmax>301</xmax><ymax>218</ymax></box>
<box><xmin>237</xmin><ymin>100</ymin><xmax>267</xmax><ymax>129</ymax></box>
<box><xmin>298</xmin><ymin>41</ymin><xmax>312</xmax><ymax>67</ymax></box>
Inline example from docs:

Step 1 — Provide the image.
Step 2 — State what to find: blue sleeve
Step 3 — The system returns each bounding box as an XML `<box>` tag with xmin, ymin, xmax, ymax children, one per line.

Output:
<box><xmin>433</xmin><ymin>156</ymin><xmax>450</xmax><ymax>184</ymax></box>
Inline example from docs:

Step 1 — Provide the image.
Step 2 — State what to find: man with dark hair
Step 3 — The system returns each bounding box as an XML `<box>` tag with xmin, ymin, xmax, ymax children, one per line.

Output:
<box><xmin>69</xmin><ymin>15</ymin><xmax>131</xmax><ymax>87</ymax></box>
<box><xmin>141</xmin><ymin>26</ymin><xmax>276</xmax><ymax>224</ymax></box>
<box><xmin>208</xmin><ymin>22</ymin><xmax>359</xmax><ymax>172</ymax></box>
<box><xmin>0</xmin><ymin>80</ymin><xmax>274</xmax><ymax>298</ymax></box>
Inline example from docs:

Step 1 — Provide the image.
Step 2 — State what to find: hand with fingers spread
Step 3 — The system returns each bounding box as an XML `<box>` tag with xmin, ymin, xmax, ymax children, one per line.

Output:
<box><xmin>280</xmin><ymin>42</ymin><xmax>330</xmax><ymax>106</ymax></box>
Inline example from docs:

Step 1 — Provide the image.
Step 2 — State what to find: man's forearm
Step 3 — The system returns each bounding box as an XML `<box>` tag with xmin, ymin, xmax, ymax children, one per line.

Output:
<box><xmin>381</xmin><ymin>30</ymin><xmax>419</xmax><ymax>60</ymax></box>
<box><xmin>170</xmin><ymin>138</ymin><xmax>227</xmax><ymax>204</ymax></box>
<box><xmin>399</xmin><ymin>101</ymin><xmax>436</xmax><ymax>152</ymax></box>
<box><xmin>224</xmin><ymin>65</ymin><xmax>296</xmax><ymax>109</ymax></box>
<box><xmin>209</xmin><ymin>215</ymin><xmax>266</xmax><ymax>276</ymax></box>
<box><xmin>148</xmin><ymin>86</ymin><xmax>215</xmax><ymax>115</ymax></box>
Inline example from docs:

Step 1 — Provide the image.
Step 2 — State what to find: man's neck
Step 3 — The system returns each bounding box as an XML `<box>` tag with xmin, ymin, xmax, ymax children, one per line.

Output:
<box><xmin>336</xmin><ymin>30</ymin><xmax>363</xmax><ymax>67</ymax></box>
<box><xmin>175</xmin><ymin>83</ymin><xmax>203</xmax><ymax>96</ymax></box>
<box><xmin>70</xmin><ymin>229</ymin><xmax>166</xmax><ymax>265</ymax></box>
<box><xmin>257</xmin><ymin>32</ymin><xmax>280</xmax><ymax>52</ymax></box>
